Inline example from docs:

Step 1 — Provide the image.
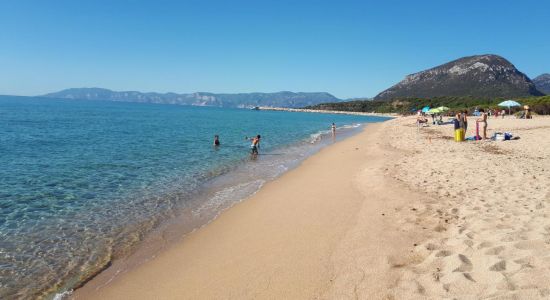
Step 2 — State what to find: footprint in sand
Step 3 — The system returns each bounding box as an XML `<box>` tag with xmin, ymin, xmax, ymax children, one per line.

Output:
<box><xmin>489</xmin><ymin>260</ymin><xmax>507</xmax><ymax>271</ymax></box>
<box><xmin>513</xmin><ymin>257</ymin><xmax>535</xmax><ymax>269</ymax></box>
<box><xmin>434</xmin><ymin>224</ymin><xmax>447</xmax><ymax>232</ymax></box>
<box><xmin>463</xmin><ymin>273</ymin><xmax>476</xmax><ymax>282</ymax></box>
<box><xmin>477</xmin><ymin>241</ymin><xmax>493</xmax><ymax>249</ymax></box>
<box><xmin>485</xmin><ymin>245</ymin><xmax>505</xmax><ymax>255</ymax></box>
<box><xmin>425</xmin><ymin>243</ymin><xmax>439</xmax><ymax>251</ymax></box>
<box><xmin>453</xmin><ymin>254</ymin><xmax>473</xmax><ymax>272</ymax></box>
<box><xmin>436</xmin><ymin>250</ymin><xmax>453</xmax><ymax>257</ymax></box>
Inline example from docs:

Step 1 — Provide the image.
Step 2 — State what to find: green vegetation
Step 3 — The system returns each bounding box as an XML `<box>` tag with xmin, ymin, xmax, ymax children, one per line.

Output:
<box><xmin>305</xmin><ymin>95</ymin><xmax>550</xmax><ymax>115</ymax></box>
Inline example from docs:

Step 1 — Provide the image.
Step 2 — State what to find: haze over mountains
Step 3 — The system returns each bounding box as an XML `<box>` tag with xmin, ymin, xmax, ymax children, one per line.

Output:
<box><xmin>374</xmin><ymin>54</ymin><xmax>544</xmax><ymax>100</ymax></box>
<box><xmin>43</xmin><ymin>88</ymin><xmax>341</xmax><ymax>108</ymax></box>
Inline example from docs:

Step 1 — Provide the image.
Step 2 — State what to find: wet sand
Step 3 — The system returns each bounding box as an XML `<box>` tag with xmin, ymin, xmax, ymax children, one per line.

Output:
<box><xmin>74</xmin><ymin>115</ymin><xmax>550</xmax><ymax>299</ymax></box>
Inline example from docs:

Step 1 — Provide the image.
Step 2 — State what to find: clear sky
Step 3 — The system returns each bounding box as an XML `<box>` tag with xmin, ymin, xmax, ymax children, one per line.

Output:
<box><xmin>1</xmin><ymin>0</ymin><xmax>549</xmax><ymax>99</ymax></box>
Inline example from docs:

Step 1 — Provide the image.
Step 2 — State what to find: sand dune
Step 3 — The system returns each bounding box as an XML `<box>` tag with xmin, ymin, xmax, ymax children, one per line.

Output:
<box><xmin>74</xmin><ymin>116</ymin><xmax>550</xmax><ymax>299</ymax></box>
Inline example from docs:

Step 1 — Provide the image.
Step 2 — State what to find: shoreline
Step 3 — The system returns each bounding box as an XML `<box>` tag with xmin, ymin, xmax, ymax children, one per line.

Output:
<box><xmin>69</xmin><ymin>118</ymin><xmax>450</xmax><ymax>299</ymax></box>
<box><xmin>73</xmin><ymin>120</ymin><xmax>423</xmax><ymax>299</ymax></box>
<box><xmin>66</xmin><ymin>121</ymin><xmax>382</xmax><ymax>299</ymax></box>
<box><xmin>73</xmin><ymin>115</ymin><xmax>550</xmax><ymax>299</ymax></box>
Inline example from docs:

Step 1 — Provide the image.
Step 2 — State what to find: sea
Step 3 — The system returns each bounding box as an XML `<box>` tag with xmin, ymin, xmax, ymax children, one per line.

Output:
<box><xmin>0</xmin><ymin>96</ymin><xmax>390</xmax><ymax>299</ymax></box>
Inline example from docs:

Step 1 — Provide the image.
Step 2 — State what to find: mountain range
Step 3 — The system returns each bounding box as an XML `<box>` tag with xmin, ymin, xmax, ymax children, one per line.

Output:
<box><xmin>42</xmin><ymin>88</ymin><xmax>341</xmax><ymax>108</ymax></box>
<box><xmin>533</xmin><ymin>74</ymin><xmax>550</xmax><ymax>95</ymax></box>
<box><xmin>40</xmin><ymin>54</ymin><xmax>547</xmax><ymax>108</ymax></box>
<box><xmin>374</xmin><ymin>54</ymin><xmax>544</xmax><ymax>100</ymax></box>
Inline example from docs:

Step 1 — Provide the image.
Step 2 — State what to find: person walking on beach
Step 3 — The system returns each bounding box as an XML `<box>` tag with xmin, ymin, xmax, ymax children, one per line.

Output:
<box><xmin>213</xmin><ymin>135</ymin><xmax>220</xmax><ymax>146</ymax></box>
<box><xmin>477</xmin><ymin>109</ymin><xmax>488</xmax><ymax>139</ymax></box>
<box><xmin>331</xmin><ymin>123</ymin><xmax>336</xmax><ymax>134</ymax></box>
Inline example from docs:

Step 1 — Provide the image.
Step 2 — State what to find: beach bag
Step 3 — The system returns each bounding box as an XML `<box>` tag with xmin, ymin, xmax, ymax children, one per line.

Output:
<box><xmin>504</xmin><ymin>132</ymin><xmax>512</xmax><ymax>140</ymax></box>
<box><xmin>454</xmin><ymin>129</ymin><xmax>464</xmax><ymax>142</ymax></box>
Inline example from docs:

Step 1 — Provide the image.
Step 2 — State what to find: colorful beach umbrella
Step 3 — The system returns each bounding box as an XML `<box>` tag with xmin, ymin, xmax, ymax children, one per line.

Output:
<box><xmin>437</xmin><ymin>106</ymin><xmax>450</xmax><ymax>112</ymax></box>
<box><xmin>421</xmin><ymin>106</ymin><xmax>431</xmax><ymax>113</ymax></box>
<box><xmin>498</xmin><ymin>100</ymin><xmax>521</xmax><ymax>115</ymax></box>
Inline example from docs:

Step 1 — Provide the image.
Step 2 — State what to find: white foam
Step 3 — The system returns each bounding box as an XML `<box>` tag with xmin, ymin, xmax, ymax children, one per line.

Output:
<box><xmin>192</xmin><ymin>179</ymin><xmax>265</xmax><ymax>217</ymax></box>
<box><xmin>53</xmin><ymin>290</ymin><xmax>72</xmax><ymax>300</ymax></box>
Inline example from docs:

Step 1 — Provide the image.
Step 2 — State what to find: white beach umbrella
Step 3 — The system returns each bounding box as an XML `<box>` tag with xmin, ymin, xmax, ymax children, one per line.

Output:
<box><xmin>498</xmin><ymin>100</ymin><xmax>521</xmax><ymax>115</ymax></box>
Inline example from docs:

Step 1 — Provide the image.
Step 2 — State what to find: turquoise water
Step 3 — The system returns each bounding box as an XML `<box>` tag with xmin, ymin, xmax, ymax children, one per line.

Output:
<box><xmin>0</xmin><ymin>96</ymin><xmax>389</xmax><ymax>298</ymax></box>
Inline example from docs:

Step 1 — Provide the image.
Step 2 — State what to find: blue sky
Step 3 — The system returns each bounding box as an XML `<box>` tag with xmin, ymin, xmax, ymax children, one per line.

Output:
<box><xmin>1</xmin><ymin>0</ymin><xmax>549</xmax><ymax>99</ymax></box>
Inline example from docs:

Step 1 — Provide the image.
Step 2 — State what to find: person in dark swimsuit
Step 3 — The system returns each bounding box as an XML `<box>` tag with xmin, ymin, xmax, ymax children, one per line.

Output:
<box><xmin>213</xmin><ymin>135</ymin><xmax>220</xmax><ymax>146</ymax></box>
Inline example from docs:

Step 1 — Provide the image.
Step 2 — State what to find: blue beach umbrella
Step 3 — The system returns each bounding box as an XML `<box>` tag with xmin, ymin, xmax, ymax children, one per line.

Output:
<box><xmin>421</xmin><ymin>106</ymin><xmax>430</xmax><ymax>113</ymax></box>
<box><xmin>498</xmin><ymin>100</ymin><xmax>521</xmax><ymax>115</ymax></box>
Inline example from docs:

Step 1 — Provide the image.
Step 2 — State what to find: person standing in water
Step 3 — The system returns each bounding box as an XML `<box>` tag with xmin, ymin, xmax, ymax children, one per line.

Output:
<box><xmin>213</xmin><ymin>135</ymin><xmax>220</xmax><ymax>146</ymax></box>
<box><xmin>248</xmin><ymin>135</ymin><xmax>261</xmax><ymax>156</ymax></box>
<box><xmin>331</xmin><ymin>123</ymin><xmax>336</xmax><ymax>141</ymax></box>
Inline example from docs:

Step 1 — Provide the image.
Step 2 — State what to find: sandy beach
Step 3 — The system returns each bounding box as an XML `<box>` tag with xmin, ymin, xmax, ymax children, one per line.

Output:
<box><xmin>74</xmin><ymin>115</ymin><xmax>550</xmax><ymax>299</ymax></box>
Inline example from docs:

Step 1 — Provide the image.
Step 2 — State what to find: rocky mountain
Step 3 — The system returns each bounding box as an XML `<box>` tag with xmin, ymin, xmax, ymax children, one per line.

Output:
<box><xmin>42</xmin><ymin>88</ymin><xmax>341</xmax><ymax>108</ymax></box>
<box><xmin>533</xmin><ymin>74</ymin><xmax>550</xmax><ymax>95</ymax></box>
<box><xmin>374</xmin><ymin>55</ymin><xmax>544</xmax><ymax>100</ymax></box>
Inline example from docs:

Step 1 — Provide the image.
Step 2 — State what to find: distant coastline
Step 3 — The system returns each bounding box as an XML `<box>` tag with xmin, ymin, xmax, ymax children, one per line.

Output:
<box><xmin>257</xmin><ymin>106</ymin><xmax>398</xmax><ymax>118</ymax></box>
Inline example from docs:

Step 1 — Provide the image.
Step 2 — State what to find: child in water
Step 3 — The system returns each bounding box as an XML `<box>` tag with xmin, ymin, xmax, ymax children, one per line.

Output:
<box><xmin>213</xmin><ymin>135</ymin><xmax>220</xmax><ymax>146</ymax></box>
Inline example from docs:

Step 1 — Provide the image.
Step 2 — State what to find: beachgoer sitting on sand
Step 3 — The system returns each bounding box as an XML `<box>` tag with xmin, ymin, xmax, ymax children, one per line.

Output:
<box><xmin>417</xmin><ymin>114</ymin><xmax>428</xmax><ymax>127</ymax></box>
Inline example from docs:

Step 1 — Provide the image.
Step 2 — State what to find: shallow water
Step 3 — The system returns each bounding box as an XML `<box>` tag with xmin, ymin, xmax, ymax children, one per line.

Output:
<box><xmin>0</xmin><ymin>96</ymin><xmax>389</xmax><ymax>298</ymax></box>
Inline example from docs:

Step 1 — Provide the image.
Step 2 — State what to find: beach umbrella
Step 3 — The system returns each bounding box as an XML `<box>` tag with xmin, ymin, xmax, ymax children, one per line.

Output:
<box><xmin>427</xmin><ymin>108</ymin><xmax>441</xmax><ymax>114</ymax></box>
<box><xmin>421</xmin><ymin>106</ymin><xmax>430</xmax><ymax>113</ymax></box>
<box><xmin>437</xmin><ymin>106</ymin><xmax>450</xmax><ymax>112</ymax></box>
<box><xmin>498</xmin><ymin>100</ymin><xmax>521</xmax><ymax>115</ymax></box>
